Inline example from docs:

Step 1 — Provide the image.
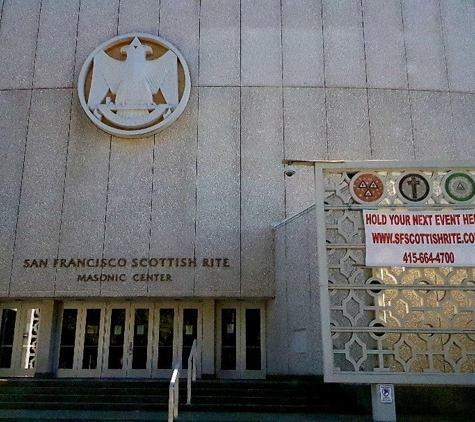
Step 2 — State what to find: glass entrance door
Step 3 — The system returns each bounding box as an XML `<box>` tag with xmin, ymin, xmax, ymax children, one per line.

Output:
<box><xmin>216</xmin><ymin>302</ymin><xmax>266</xmax><ymax>379</ymax></box>
<box><xmin>57</xmin><ymin>303</ymin><xmax>105</xmax><ymax>377</ymax></box>
<box><xmin>58</xmin><ymin>302</ymin><xmax>152</xmax><ymax>378</ymax></box>
<box><xmin>102</xmin><ymin>303</ymin><xmax>153</xmax><ymax>378</ymax></box>
<box><xmin>57</xmin><ymin>301</ymin><xmax>201</xmax><ymax>378</ymax></box>
<box><xmin>152</xmin><ymin>303</ymin><xmax>201</xmax><ymax>378</ymax></box>
<box><xmin>0</xmin><ymin>302</ymin><xmax>41</xmax><ymax>377</ymax></box>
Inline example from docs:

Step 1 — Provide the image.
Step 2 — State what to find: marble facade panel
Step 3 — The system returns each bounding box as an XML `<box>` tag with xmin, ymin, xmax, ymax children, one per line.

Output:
<box><xmin>147</xmin><ymin>88</ymin><xmax>198</xmax><ymax>297</ymax></box>
<box><xmin>306</xmin><ymin>211</ymin><xmax>322</xmax><ymax>373</ymax></box>
<box><xmin>33</xmin><ymin>0</ymin><xmax>80</xmax><ymax>88</ymax></box>
<box><xmin>199</xmin><ymin>1</ymin><xmax>240</xmax><ymax>87</ymax></box>
<box><xmin>0</xmin><ymin>91</ymin><xmax>31</xmax><ymax>295</ymax></box>
<box><xmin>54</xmin><ymin>92</ymin><xmax>111</xmax><ymax>297</ymax></box>
<box><xmin>285</xmin><ymin>213</ymin><xmax>312</xmax><ymax>333</ymax></box>
<box><xmin>101</xmin><ymin>137</ymin><xmax>154</xmax><ymax>297</ymax></box>
<box><xmin>0</xmin><ymin>0</ymin><xmax>41</xmax><ymax>89</ymax></box>
<box><xmin>284</xmin><ymin>166</ymin><xmax>315</xmax><ymax>218</ymax></box>
<box><xmin>118</xmin><ymin>0</ymin><xmax>160</xmax><ymax>35</ymax></box>
<box><xmin>159</xmin><ymin>0</ymin><xmax>200</xmax><ymax>87</ymax></box>
<box><xmin>368</xmin><ymin>89</ymin><xmax>414</xmax><ymax>161</ymax></box>
<box><xmin>451</xmin><ymin>93</ymin><xmax>475</xmax><ymax>160</ymax></box>
<box><xmin>440</xmin><ymin>0</ymin><xmax>475</xmax><ymax>93</ymax></box>
<box><xmin>411</xmin><ymin>91</ymin><xmax>458</xmax><ymax>161</ymax></box>
<box><xmin>271</xmin><ymin>208</ymin><xmax>322</xmax><ymax>375</ymax></box>
<box><xmin>74</xmin><ymin>0</ymin><xmax>119</xmax><ymax>83</ymax></box>
<box><xmin>322</xmin><ymin>0</ymin><xmax>366</xmax><ymax>88</ymax></box>
<box><xmin>241</xmin><ymin>0</ymin><xmax>282</xmax><ymax>87</ymax></box>
<box><xmin>363</xmin><ymin>0</ymin><xmax>407</xmax><ymax>89</ymax></box>
<box><xmin>402</xmin><ymin>0</ymin><xmax>448</xmax><ymax>91</ymax></box>
<box><xmin>326</xmin><ymin>88</ymin><xmax>371</xmax><ymax>160</ymax></box>
<box><xmin>282</xmin><ymin>0</ymin><xmax>323</xmax><ymax>87</ymax></box>
<box><xmin>283</xmin><ymin>88</ymin><xmax>326</xmax><ymax>216</ymax></box>
<box><xmin>195</xmin><ymin>87</ymin><xmax>241</xmax><ymax>295</ymax></box>
<box><xmin>240</xmin><ymin>87</ymin><xmax>284</xmax><ymax>296</ymax></box>
<box><xmin>268</xmin><ymin>223</ymin><xmax>289</xmax><ymax>374</ymax></box>
<box><xmin>10</xmin><ymin>90</ymin><xmax>71</xmax><ymax>296</ymax></box>
<box><xmin>283</xmin><ymin>88</ymin><xmax>327</xmax><ymax>159</ymax></box>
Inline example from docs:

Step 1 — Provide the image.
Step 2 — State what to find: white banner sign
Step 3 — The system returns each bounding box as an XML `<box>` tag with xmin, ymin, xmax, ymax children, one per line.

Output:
<box><xmin>363</xmin><ymin>210</ymin><xmax>475</xmax><ymax>267</ymax></box>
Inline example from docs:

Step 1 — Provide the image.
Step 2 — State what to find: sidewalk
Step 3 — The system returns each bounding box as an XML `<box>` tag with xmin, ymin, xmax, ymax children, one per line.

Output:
<box><xmin>178</xmin><ymin>412</ymin><xmax>372</xmax><ymax>421</ymax></box>
<box><xmin>177</xmin><ymin>412</ymin><xmax>468</xmax><ymax>422</ymax></box>
<box><xmin>0</xmin><ymin>410</ymin><xmax>467</xmax><ymax>422</ymax></box>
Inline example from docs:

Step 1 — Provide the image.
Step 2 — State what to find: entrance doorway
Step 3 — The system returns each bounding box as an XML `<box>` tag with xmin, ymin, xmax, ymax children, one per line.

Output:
<box><xmin>216</xmin><ymin>302</ymin><xmax>266</xmax><ymax>379</ymax></box>
<box><xmin>102</xmin><ymin>303</ymin><xmax>153</xmax><ymax>378</ymax></box>
<box><xmin>0</xmin><ymin>299</ymin><xmax>267</xmax><ymax>379</ymax></box>
<box><xmin>57</xmin><ymin>301</ymin><xmax>201</xmax><ymax>378</ymax></box>
<box><xmin>57</xmin><ymin>303</ymin><xmax>104</xmax><ymax>377</ymax></box>
<box><xmin>0</xmin><ymin>302</ymin><xmax>41</xmax><ymax>377</ymax></box>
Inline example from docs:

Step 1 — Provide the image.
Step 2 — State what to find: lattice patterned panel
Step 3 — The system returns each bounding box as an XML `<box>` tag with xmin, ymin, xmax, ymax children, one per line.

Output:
<box><xmin>317</xmin><ymin>163</ymin><xmax>475</xmax><ymax>384</ymax></box>
<box><xmin>25</xmin><ymin>308</ymin><xmax>40</xmax><ymax>369</ymax></box>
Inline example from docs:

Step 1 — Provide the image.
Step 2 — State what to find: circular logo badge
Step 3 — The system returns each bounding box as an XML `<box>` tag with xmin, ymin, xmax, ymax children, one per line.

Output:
<box><xmin>350</xmin><ymin>172</ymin><xmax>385</xmax><ymax>204</ymax></box>
<box><xmin>443</xmin><ymin>172</ymin><xmax>475</xmax><ymax>202</ymax></box>
<box><xmin>397</xmin><ymin>173</ymin><xmax>431</xmax><ymax>202</ymax></box>
<box><xmin>78</xmin><ymin>33</ymin><xmax>191</xmax><ymax>138</ymax></box>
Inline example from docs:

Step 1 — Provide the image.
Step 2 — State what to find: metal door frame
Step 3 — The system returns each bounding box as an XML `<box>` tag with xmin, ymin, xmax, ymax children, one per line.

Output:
<box><xmin>216</xmin><ymin>301</ymin><xmax>266</xmax><ymax>379</ymax></box>
<box><xmin>0</xmin><ymin>301</ymin><xmax>42</xmax><ymax>377</ymax></box>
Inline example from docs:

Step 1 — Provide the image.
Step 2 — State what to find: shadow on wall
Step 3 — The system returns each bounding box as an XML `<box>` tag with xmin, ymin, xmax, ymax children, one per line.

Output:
<box><xmin>342</xmin><ymin>383</ymin><xmax>475</xmax><ymax>419</ymax></box>
<box><xmin>395</xmin><ymin>385</ymin><xmax>475</xmax><ymax>419</ymax></box>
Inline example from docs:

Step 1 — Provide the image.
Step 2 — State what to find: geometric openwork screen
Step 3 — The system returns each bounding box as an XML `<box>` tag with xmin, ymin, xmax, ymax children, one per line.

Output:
<box><xmin>314</xmin><ymin>161</ymin><xmax>475</xmax><ymax>385</ymax></box>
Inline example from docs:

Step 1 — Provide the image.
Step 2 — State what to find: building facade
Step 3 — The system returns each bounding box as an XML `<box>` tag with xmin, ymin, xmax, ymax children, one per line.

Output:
<box><xmin>1</xmin><ymin>0</ymin><xmax>475</xmax><ymax>381</ymax></box>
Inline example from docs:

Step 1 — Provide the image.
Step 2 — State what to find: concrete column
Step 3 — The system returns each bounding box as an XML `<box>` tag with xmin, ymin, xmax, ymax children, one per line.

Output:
<box><xmin>201</xmin><ymin>299</ymin><xmax>215</xmax><ymax>377</ymax></box>
<box><xmin>34</xmin><ymin>300</ymin><xmax>62</xmax><ymax>378</ymax></box>
<box><xmin>371</xmin><ymin>384</ymin><xmax>397</xmax><ymax>422</ymax></box>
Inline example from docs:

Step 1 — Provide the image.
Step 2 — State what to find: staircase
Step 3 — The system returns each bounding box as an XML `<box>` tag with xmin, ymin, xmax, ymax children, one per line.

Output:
<box><xmin>0</xmin><ymin>377</ymin><xmax>369</xmax><ymax>421</ymax></box>
<box><xmin>187</xmin><ymin>378</ymin><xmax>367</xmax><ymax>414</ymax></box>
<box><xmin>0</xmin><ymin>379</ymin><xmax>170</xmax><ymax>421</ymax></box>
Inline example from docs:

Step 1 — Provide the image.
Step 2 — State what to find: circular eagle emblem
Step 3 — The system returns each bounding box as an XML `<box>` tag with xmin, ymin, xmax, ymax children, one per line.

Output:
<box><xmin>78</xmin><ymin>33</ymin><xmax>191</xmax><ymax>138</ymax></box>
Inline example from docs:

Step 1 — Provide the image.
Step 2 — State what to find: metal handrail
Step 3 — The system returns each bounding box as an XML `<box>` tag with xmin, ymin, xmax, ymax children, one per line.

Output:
<box><xmin>186</xmin><ymin>339</ymin><xmax>197</xmax><ymax>404</ymax></box>
<box><xmin>168</xmin><ymin>363</ymin><xmax>180</xmax><ymax>422</ymax></box>
<box><xmin>168</xmin><ymin>340</ymin><xmax>198</xmax><ymax>421</ymax></box>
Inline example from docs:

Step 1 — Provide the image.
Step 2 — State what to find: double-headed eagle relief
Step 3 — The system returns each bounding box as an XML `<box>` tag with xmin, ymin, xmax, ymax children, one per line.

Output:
<box><xmin>78</xmin><ymin>34</ymin><xmax>190</xmax><ymax>138</ymax></box>
<box><xmin>89</xmin><ymin>37</ymin><xmax>178</xmax><ymax>128</ymax></box>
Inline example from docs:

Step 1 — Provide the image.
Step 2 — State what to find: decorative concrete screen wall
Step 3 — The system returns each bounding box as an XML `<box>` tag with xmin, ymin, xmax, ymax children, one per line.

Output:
<box><xmin>314</xmin><ymin>161</ymin><xmax>475</xmax><ymax>385</ymax></box>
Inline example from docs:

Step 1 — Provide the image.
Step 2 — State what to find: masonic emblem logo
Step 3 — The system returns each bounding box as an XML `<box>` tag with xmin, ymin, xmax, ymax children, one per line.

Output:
<box><xmin>78</xmin><ymin>33</ymin><xmax>191</xmax><ymax>138</ymax></box>
<box><xmin>350</xmin><ymin>172</ymin><xmax>385</xmax><ymax>204</ymax></box>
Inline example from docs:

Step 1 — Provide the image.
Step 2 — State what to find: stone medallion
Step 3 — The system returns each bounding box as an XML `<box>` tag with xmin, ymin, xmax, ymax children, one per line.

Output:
<box><xmin>78</xmin><ymin>33</ymin><xmax>191</xmax><ymax>138</ymax></box>
<box><xmin>397</xmin><ymin>172</ymin><xmax>431</xmax><ymax>203</ymax></box>
<box><xmin>350</xmin><ymin>172</ymin><xmax>386</xmax><ymax>204</ymax></box>
<box><xmin>443</xmin><ymin>172</ymin><xmax>475</xmax><ymax>203</ymax></box>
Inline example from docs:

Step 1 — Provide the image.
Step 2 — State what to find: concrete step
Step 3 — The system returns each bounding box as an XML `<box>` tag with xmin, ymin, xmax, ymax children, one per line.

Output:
<box><xmin>0</xmin><ymin>410</ymin><xmax>468</xmax><ymax>422</ymax></box>
<box><xmin>0</xmin><ymin>379</ymin><xmax>171</xmax><ymax>413</ymax></box>
<box><xmin>0</xmin><ymin>409</ymin><xmax>376</xmax><ymax>422</ymax></box>
<box><xmin>0</xmin><ymin>409</ymin><xmax>169</xmax><ymax>422</ymax></box>
<box><xmin>0</xmin><ymin>378</ymin><xmax>368</xmax><ymax>418</ymax></box>
<box><xmin>186</xmin><ymin>379</ymin><xmax>367</xmax><ymax>414</ymax></box>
